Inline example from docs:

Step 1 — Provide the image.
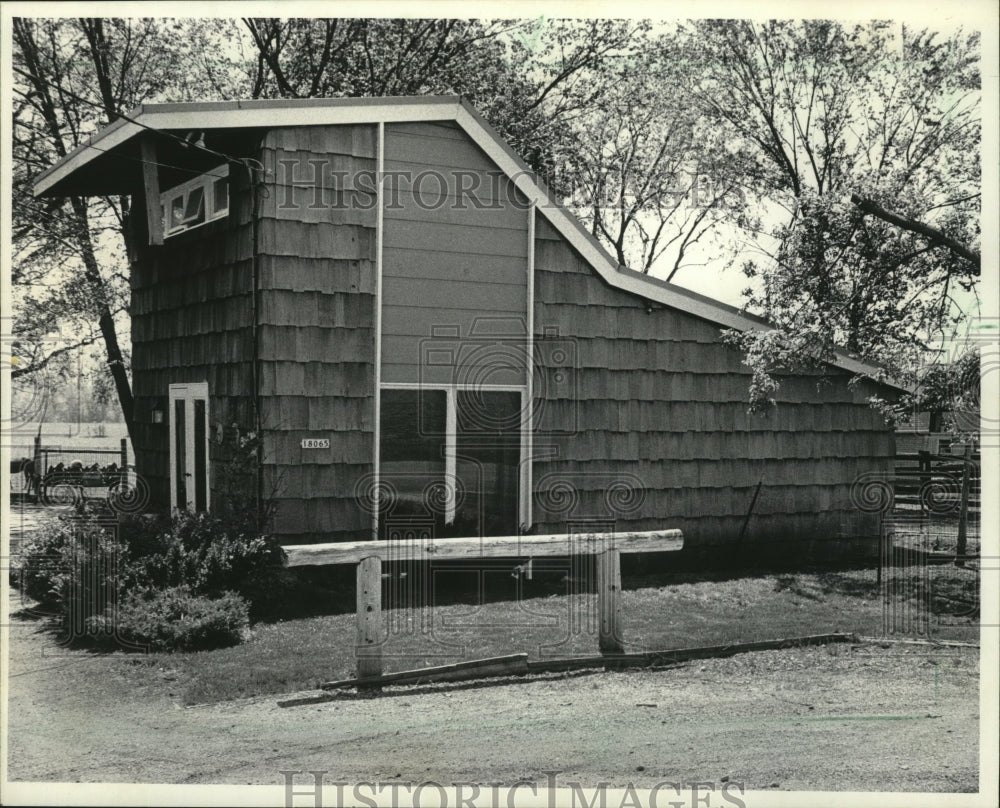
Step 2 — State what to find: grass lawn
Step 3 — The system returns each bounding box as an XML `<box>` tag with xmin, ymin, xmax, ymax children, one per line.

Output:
<box><xmin>72</xmin><ymin>560</ymin><xmax>976</xmax><ymax>705</ymax></box>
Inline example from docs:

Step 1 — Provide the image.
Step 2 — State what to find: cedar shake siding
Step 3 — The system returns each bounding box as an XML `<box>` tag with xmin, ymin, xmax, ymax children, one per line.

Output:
<box><xmin>531</xmin><ymin>214</ymin><xmax>895</xmax><ymax>559</ymax></box>
<box><xmin>257</xmin><ymin>125</ymin><xmax>378</xmax><ymax>544</ymax></box>
<box><xmin>130</xmin><ymin>165</ymin><xmax>256</xmax><ymax>511</ymax></box>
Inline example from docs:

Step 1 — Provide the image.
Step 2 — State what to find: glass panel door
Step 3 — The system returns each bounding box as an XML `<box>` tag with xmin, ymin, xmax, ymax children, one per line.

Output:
<box><xmin>379</xmin><ymin>389</ymin><xmax>447</xmax><ymax>539</ymax></box>
<box><xmin>455</xmin><ymin>390</ymin><xmax>521</xmax><ymax>537</ymax></box>
<box><xmin>378</xmin><ymin>387</ymin><xmax>523</xmax><ymax>539</ymax></box>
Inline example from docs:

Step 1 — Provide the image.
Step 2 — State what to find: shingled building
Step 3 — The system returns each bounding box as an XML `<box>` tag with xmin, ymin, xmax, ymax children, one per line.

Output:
<box><xmin>33</xmin><ymin>96</ymin><xmax>898</xmax><ymax>560</ymax></box>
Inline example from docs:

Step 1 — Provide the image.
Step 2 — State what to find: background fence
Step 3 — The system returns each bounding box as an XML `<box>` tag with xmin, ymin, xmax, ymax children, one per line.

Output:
<box><xmin>885</xmin><ymin>448</ymin><xmax>980</xmax><ymax>558</ymax></box>
<box><xmin>9</xmin><ymin>436</ymin><xmax>132</xmax><ymax>506</ymax></box>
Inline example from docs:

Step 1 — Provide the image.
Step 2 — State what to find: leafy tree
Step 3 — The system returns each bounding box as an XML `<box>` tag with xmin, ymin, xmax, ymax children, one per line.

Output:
<box><xmin>681</xmin><ymin>20</ymin><xmax>981</xmax><ymax>407</ymax></box>
<box><xmin>12</xmin><ymin>16</ymin><xmax>983</xmax><ymax>427</ymax></box>
<box><xmin>889</xmin><ymin>345</ymin><xmax>981</xmax><ymax>434</ymax></box>
<box><xmin>554</xmin><ymin>35</ymin><xmax>750</xmax><ymax>273</ymax></box>
<box><xmin>239</xmin><ymin>17</ymin><xmax>646</xmax><ymax>175</ymax></box>
<box><xmin>11</xmin><ymin>17</ymin><xmax>644</xmax><ymax>428</ymax></box>
<box><xmin>11</xmin><ymin>18</ymin><xmax>213</xmax><ymax>435</ymax></box>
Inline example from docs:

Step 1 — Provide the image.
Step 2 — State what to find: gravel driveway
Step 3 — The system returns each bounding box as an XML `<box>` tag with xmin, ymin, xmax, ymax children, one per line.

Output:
<box><xmin>4</xmin><ymin>597</ymin><xmax>979</xmax><ymax>794</ymax></box>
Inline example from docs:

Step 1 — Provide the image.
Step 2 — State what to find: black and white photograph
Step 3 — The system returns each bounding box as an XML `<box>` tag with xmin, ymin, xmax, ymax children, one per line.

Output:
<box><xmin>1</xmin><ymin>2</ymin><xmax>997</xmax><ymax>806</ymax></box>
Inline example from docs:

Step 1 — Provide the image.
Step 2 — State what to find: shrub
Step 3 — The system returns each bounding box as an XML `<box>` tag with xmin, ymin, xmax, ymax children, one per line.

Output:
<box><xmin>17</xmin><ymin>518</ymin><xmax>77</xmax><ymax>607</ymax></box>
<box><xmin>16</xmin><ymin>514</ymin><xmax>126</xmax><ymax>627</ymax></box>
<box><xmin>13</xmin><ymin>423</ymin><xmax>287</xmax><ymax>651</ymax></box>
<box><xmin>14</xmin><ymin>507</ymin><xmax>285</xmax><ymax>651</ymax></box>
<box><xmin>87</xmin><ymin>587</ymin><xmax>250</xmax><ymax>652</ymax></box>
<box><xmin>115</xmin><ymin>511</ymin><xmax>286</xmax><ymax>599</ymax></box>
<box><xmin>195</xmin><ymin>529</ymin><xmax>285</xmax><ymax>596</ymax></box>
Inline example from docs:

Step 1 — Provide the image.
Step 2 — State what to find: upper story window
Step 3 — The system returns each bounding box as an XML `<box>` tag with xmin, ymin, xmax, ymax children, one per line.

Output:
<box><xmin>160</xmin><ymin>165</ymin><xmax>229</xmax><ymax>238</ymax></box>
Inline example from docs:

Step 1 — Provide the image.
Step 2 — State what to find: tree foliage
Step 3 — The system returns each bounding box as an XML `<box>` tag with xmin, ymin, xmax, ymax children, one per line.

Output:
<box><xmin>10</xmin><ymin>16</ymin><xmax>644</xmax><ymax>418</ymax></box>
<box><xmin>555</xmin><ymin>35</ymin><xmax>749</xmax><ymax>273</ymax></box>
<box><xmin>10</xmin><ymin>18</ymin><xmax>219</xmax><ymax>433</ymax></box>
<box><xmin>239</xmin><ymin>17</ymin><xmax>645</xmax><ymax>176</ymax></box>
<box><xmin>683</xmin><ymin>20</ymin><xmax>981</xmax><ymax>407</ymax></box>
<box><xmin>9</xmin><ymin>16</ymin><xmax>983</xmax><ymax>423</ymax></box>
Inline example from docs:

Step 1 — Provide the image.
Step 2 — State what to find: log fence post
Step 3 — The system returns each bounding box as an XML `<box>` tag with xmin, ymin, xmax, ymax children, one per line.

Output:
<box><xmin>356</xmin><ymin>555</ymin><xmax>384</xmax><ymax>681</ymax></box>
<box><xmin>597</xmin><ymin>547</ymin><xmax>623</xmax><ymax>655</ymax></box>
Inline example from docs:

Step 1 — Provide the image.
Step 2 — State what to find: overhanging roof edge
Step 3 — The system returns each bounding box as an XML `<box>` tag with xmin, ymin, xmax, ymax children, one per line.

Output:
<box><xmin>451</xmin><ymin>101</ymin><xmax>903</xmax><ymax>387</ymax></box>
<box><xmin>32</xmin><ymin>96</ymin><xmax>465</xmax><ymax>197</ymax></box>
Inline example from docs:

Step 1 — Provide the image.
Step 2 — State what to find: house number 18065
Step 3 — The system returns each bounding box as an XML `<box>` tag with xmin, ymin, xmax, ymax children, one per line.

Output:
<box><xmin>301</xmin><ymin>438</ymin><xmax>330</xmax><ymax>449</ymax></box>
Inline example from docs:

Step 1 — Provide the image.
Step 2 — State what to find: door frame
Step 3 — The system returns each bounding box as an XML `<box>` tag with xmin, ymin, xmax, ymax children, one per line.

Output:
<box><xmin>168</xmin><ymin>381</ymin><xmax>210</xmax><ymax>512</ymax></box>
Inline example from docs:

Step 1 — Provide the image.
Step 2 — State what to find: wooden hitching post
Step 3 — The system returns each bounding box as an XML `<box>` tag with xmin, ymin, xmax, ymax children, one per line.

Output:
<box><xmin>356</xmin><ymin>555</ymin><xmax>384</xmax><ymax>681</ymax></box>
<box><xmin>597</xmin><ymin>547</ymin><xmax>623</xmax><ymax>655</ymax></box>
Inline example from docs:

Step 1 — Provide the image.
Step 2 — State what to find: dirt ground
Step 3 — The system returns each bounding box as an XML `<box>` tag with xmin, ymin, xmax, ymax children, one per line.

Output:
<box><xmin>3</xmin><ymin>596</ymin><xmax>980</xmax><ymax>794</ymax></box>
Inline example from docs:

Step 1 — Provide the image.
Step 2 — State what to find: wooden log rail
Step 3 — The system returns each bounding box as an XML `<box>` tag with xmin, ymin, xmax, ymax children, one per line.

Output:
<box><xmin>283</xmin><ymin>529</ymin><xmax>684</xmax><ymax>683</ymax></box>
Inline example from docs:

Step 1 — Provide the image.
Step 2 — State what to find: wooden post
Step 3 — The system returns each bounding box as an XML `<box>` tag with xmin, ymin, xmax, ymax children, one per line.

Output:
<box><xmin>140</xmin><ymin>138</ymin><xmax>163</xmax><ymax>245</ymax></box>
<box><xmin>956</xmin><ymin>444</ymin><xmax>972</xmax><ymax>566</ymax></box>
<box><xmin>32</xmin><ymin>434</ymin><xmax>42</xmax><ymax>502</ymax></box>
<box><xmin>120</xmin><ymin>438</ymin><xmax>128</xmax><ymax>472</ymax></box>
<box><xmin>597</xmin><ymin>548</ymin><xmax>623</xmax><ymax>655</ymax></box>
<box><xmin>356</xmin><ymin>555</ymin><xmax>383</xmax><ymax>681</ymax></box>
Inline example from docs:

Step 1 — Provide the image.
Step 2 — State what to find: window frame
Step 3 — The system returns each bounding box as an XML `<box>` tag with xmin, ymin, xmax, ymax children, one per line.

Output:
<box><xmin>378</xmin><ymin>382</ymin><xmax>530</xmax><ymax>532</ymax></box>
<box><xmin>160</xmin><ymin>165</ymin><xmax>229</xmax><ymax>238</ymax></box>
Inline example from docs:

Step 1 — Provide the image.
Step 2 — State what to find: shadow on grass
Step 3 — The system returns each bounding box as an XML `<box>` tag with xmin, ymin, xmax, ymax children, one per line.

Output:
<box><xmin>8</xmin><ymin>601</ymin><xmax>60</xmax><ymax>622</ymax></box>
<box><xmin>251</xmin><ymin>553</ymin><xmax>895</xmax><ymax>624</ymax></box>
<box><xmin>11</xmin><ymin>545</ymin><xmax>979</xmax><ymax>646</ymax></box>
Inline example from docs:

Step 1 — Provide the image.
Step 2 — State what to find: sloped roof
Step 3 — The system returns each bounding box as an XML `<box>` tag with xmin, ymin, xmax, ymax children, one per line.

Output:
<box><xmin>32</xmin><ymin>94</ymin><xmax>898</xmax><ymax>384</ymax></box>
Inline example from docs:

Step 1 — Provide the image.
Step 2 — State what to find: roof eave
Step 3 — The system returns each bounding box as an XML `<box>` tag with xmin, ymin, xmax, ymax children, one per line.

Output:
<box><xmin>33</xmin><ymin>96</ymin><xmax>465</xmax><ymax>198</ymax></box>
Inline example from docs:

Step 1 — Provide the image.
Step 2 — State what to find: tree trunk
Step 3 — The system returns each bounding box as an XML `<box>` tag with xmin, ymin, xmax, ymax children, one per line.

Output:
<box><xmin>70</xmin><ymin>195</ymin><xmax>135</xmax><ymax>442</ymax></box>
<box><xmin>14</xmin><ymin>19</ymin><xmax>136</xmax><ymax>440</ymax></box>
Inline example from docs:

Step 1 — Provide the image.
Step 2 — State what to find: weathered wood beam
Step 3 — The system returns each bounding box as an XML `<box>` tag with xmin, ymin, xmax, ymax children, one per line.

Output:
<box><xmin>284</xmin><ymin>529</ymin><xmax>684</xmax><ymax>567</ymax></box>
<box><xmin>321</xmin><ymin>654</ymin><xmax>530</xmax><ymax>691</ymax></box>
<box><xmin>140</xmin><ymin>137</ymin><xmax>163</xmax><ymax>245</ymax></box>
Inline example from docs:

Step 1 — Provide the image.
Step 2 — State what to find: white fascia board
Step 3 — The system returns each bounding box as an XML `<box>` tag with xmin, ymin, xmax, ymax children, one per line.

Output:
<box><xmin>137</xmin><ymin>99</ymin><xmax>461</xmax><ymax>132</ymax></box>
<box><xmin>33</xmin><ymin>117</ymin><xmax>144</xmax><ymax>196</ymax></box>
<box><xmin>453</xmin><ymin>104</ymin><xmax>620</xmax><ymax>275</ymax></box>
<box><xmin>454</xmin><ymin>104</ymin><xmax>763</xmax><ymax>329</ymax></box>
